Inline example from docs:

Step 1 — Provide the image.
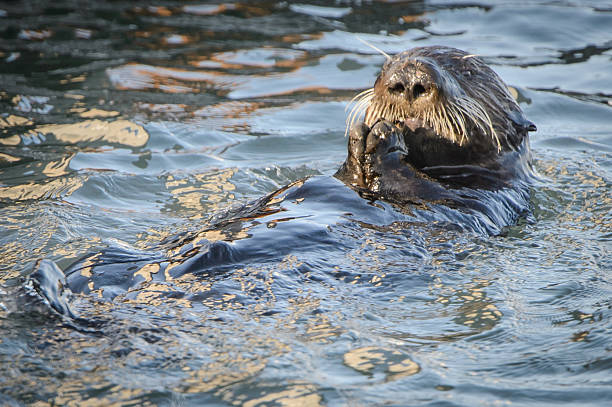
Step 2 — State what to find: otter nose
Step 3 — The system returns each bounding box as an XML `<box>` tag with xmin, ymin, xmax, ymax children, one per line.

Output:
<box><xmin>387</xmin><ymin>77</ymin><xmax>430</xmax><ymax>102</ymax></box>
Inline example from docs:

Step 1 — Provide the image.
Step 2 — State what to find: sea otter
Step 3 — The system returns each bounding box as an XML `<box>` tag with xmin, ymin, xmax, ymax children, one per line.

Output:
<box><xmin>28</xmin><ymin>46</ymin><xmax>537</xmax><ymax>314</ymax></box>
<box><xmin>335</xmin><ymin>46</ymin><xmax>536</xmax><ymax>204</ymax></box>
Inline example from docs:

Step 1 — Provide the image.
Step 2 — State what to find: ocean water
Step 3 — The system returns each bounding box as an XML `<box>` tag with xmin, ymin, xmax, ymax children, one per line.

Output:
<box><xmin>0</xmin><ymin>1</ymin><xmax>611</xmax><ymax>406</ymax></box>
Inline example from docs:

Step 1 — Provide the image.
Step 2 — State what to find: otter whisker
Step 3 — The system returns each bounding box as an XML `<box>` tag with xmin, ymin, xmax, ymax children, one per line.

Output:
<box><xmin>367</xmin><ymin>104</ymin><xmax>383</xmax><ymax>126</ymax></box>
<box><xmin>345</xmin><ymin>91</ymin><xmax>374</xmax><ymax>136</ymax></box>
<box><xmin>433</xmin><ymin>108</ymin><xmax>445</xmax><ymax>142</ymax></box>
<box><xmin>441</xmin><ymin>107</ymin><xmax>457</xmax><ymax>144</ymax></box>
<box><xmin>449</xmin><ymin>102</ymin><xmax>469</xmax><ymax>145</ymax></box>
<box><xmin>457</xmin><ymin>96</ymin><xmax>500</xmax><ymax>150</ymax></box>
<box><xmin>350</xmin><ymin>89</ymin><xmax>373</xmax><ymax>108</ymax></box>
<box><xmin>346</xmin><ymin>88</ymin><xmax>373</xmax><ymax>113</ymax></box>
<box><xmin>351</xmin><ymin>98</ymin><xmax>372</xmax><ymax>128</ymax></box>
<box><xmin>347</xmin><ymin>90</ymin><xmax>371</xmax><ymax>110</ymax></box>
<box><xmin>439</xmin><ymin>103</ymin><xmax>456</xmax><ymax>143</ymax></box>
<box><xmin>445</xmin><ymin>103</ymin><xmax>459</xmax><ymax>141</ymax></box>
<box><xmin>347</xmin><ymin>94</ymin><xmax>372</xmax><ymax>125</ymax></box>
<box><xmin>346</xmin><ymin>88</ymin><xmax>374</xmax><ymax>112</ymax></box>
<box><xmin>355</xmin><ymin>36</ymin><xmax>391</xmax><ymax>60</ymax></box>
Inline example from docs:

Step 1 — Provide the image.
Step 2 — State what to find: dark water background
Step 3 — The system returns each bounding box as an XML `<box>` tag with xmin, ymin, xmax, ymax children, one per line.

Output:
<box><xmin>1</xmin><ymin>1</ymin><xmax>611</xmax><ymax>406</ymax></box>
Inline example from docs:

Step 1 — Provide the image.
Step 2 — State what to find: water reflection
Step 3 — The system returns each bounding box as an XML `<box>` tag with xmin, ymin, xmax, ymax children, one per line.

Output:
<box><xmin>2</xmin><ymin>117</ymin><xmax>148</xmax><ymax>148</ymax></box>
<box><xmin>163</xmin><ymin>167</ymin><xmax>238</xmax><ymax>218</ymax></box>
<box><xmin>192</xmin><ymin>48</ymin><xmax>307</xmax><ymax>69</ymax></box>
<box><xmin>107</xmin><ymin>52</ymin><xmax>378</xmax><ymax>99</ymax></box>
<box><xmin>0</xmin><ymin>174</ymin><xmax>83</xmax><ymax>202</ymax></box>
<box><xmin>0</xmin><ymin>118</ymin><xmax>150</xmax><ymax>202</ymax></box>
<box><xmin>0</xmin><ymin>115</ymin><xmax>33</xmax><ymax>145</ymax></box>
<box><xmin>433</xmin><ymin>277</ymin><xmax>502</xmax><ymax>331</ymax></box>
<box><xmin>218</xmin><ymin>381</ymin><xmax>323</xmax><ymax>407</ymax></box>
<box><xmin>107</xmin><ymin>63</ymin><xmax>239</xmax><ymax>95</ymax></box>
<box><xmin>344</xmin><ymin>347</ymin><xmax>420</xmax><ymax>382</ymax></box>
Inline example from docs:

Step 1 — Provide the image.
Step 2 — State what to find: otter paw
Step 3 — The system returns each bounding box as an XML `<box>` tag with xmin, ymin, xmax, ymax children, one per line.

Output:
<box><xmin>365</xmin><ymin>120</ymin><xmax>402</xmax><ymax>155</ymax></box>
<box><xmin>363</xmin><ymin>120</ymin><xmax>408</xmax><ymax>170</ymax></box>
<box><xmin>335</xmin><ymin>120</ymin><xmax>409</xmax><ymax>192</ymax></box>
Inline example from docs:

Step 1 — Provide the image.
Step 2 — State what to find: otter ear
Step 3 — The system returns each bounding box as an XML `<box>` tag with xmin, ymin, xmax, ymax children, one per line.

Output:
<box><xmin>509</xmin><ymin>110</ymin><xmax>537</xmax><ymax>132</ymax></box>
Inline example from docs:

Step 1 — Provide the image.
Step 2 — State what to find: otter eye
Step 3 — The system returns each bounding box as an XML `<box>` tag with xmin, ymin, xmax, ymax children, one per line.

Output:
<box><xmin>412</xmin><ymin>83</ymin><xmax>426</xmax><ymax>99</ymax></box>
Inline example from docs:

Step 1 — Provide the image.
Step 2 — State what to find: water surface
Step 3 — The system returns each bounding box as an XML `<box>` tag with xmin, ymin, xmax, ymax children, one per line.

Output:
<box><xmin>1</xmin><ymin>1</ymin><xmax>611</xmax><ymax>406</ymax></box>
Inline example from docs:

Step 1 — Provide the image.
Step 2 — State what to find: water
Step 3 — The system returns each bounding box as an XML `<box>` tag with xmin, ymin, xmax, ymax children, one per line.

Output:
<box><xmin>1</xmin><ymin>1</ymin><xmax>611</xmax><ymax>405</ymax></box>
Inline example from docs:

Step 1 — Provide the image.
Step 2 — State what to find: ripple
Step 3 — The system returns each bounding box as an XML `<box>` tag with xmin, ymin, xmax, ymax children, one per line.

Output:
<box><xmin>0</xmin><ymin>174</ymin><xmax>85</xmax><ymax>202</ymax></box>
<box><xmin>26</xmin><ymin>119</ymin><xmax>149</xmax><ymax>148</ymax></box>
<box><xmin>344</xmin><ymin>346</ymin><xmax>420</xmax><ymax>381</ymax></box>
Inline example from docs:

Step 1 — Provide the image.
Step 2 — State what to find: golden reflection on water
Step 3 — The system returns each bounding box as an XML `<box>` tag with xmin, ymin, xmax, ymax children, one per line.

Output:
<box><xmin>77</xmin><ymin>253</ymin><xmax>101</xmax><ymax>279</ymax></box>
<box><xmin>51</xmin><ymin>386</ymin><xmax>155</xmax><ymax>407</ymax></box>
<box><xmin>302</xmin><ymin>315</ymin><xmax>343</xmax><ymax>343</ymax></box>
<box><xmin>571</xmin><ymin>169</ymin><xmax>611</xmax><ymax>232</ymax></box>
<box><xmin>344</xmin><ymin>230</ymin><xmax>389</xmax><ymax>285</ymax></box>
<box><xmin>0</xmin><ymin>176</ymin><xmax>84</xmax><ymax>202</ymax></box>
<box><xmin>0</xmin><ymin>114</ymin><xmax>33</xmax><ymax>129</ymax></box>
<box><xmin>164</xmin><ymin>167</ymin><xmax>238</xmax><ymax>219</ymax></box>
<box><xmin>22</xmin><ymin>310</ymin><xmax>311</xmax><ymax>406</ymax></box>
<box><xmin>21</xmin><ymin>324</ymin><xmax>157</xmax><ymax>407</ymax></box>
<box><xmin>106</xmin><ymin>40</ymin><xmax>341</xmax><ymax>102</ymax></box>
<box><xmin>133</xmin><ymin>283</ymin><xmax>192</xmax><ymax>308</ymax></box>
<box><xmin>343</xmin><ymin>346</ymin><xmax>420</xmax><ymax>382</ymax></box>
<box><xmin>0</xmin><ymin>151</ymin><xmax>20</xmax><ymax>163</ymax></box>
<box><xmin>33</xmin><ymin>119</ymin><xmax>149</xmax><ymax>147</ymax></box>
<box><xmin>433</xmin><ymin>277</ymin><xmax>502</xmax><ymax>331</ymax></box>
<box><xmin>220</xmin><ymin>382</ymin><xmax>323</xmax><ymax>407</ymax></box>
<box><xmin>0</xmin><ymin>117</ymin><xmax>151</xmax><ymax>202</ymax></box>
<box><xmin>182</xmin><ymin>358</ymin><xmax>266</xmax><ymax>394</ymax></box>
<box><xmin>0</xmin><ymin>114</ymin><xmax>32</xmax><ymax>146</ymax></box>
<box><xmin>529</xmin><ymin>160</ymin><xmax>611</xmax><ymax>291</ymax></box>
<box><xmin>59</xmin><ymin>74</ymin><xmax>87</xmax><ymax>85</ymax></box>
<box><xmin>78</xmin><ymin>108</ymin><xmax>120</xmax><ymax>119</ymax></box>
<box><xmin>0</xmin><ymin>203</ymin><xmax>104</xmax><ymax>281</ymax></box>
<box><xmin>42</xmin><ymin>154</ymin><xmax>74</xmax><ymax>178</ymax></box>
<box><xmin>2</xmin><ymin>115</ymin><xmax>148</xmax><ymax>148</ymax></box>
<box><xmin>0</xmin><ymin>240</ymin><xmax>26</xmax><ymax>280</ymax></box>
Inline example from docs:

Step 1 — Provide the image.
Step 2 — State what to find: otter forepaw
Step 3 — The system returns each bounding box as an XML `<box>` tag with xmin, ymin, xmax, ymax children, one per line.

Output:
<box><xmin>334</xmin><ymin>122</ymin><xmax>370</xmax><ymax>188</ymax></box>
<box><xmin>335</xmin><ymin>120</ymin><xmax>410</xmax><ymax>192</ymax></box>
<box><xmin>365</xmin><ymin>120</ymin><xmax>407</xmax><ymax>157</ymax></box>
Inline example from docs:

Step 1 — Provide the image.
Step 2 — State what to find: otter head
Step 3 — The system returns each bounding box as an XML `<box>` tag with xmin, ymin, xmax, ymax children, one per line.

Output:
<box><xmin>338</xmin><ymin>46</ymin><xmax>537</xmax><ymax>200</ymax></box>
<box><xmin>348</xmin><ymin>46</ymin><xmax>536</xmax><ymax>155</ymax></box>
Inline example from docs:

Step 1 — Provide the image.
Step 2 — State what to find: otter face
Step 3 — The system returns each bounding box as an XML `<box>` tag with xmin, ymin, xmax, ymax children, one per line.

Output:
<box><xmin>347</xmin><ymin>46</ymin><xmax>536</xmax><ymax>153</ymax></box>
<box><xmin>369</xmin><ymin>53</ymin><xmax>450</xmax><ymax>128</ymax></box>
